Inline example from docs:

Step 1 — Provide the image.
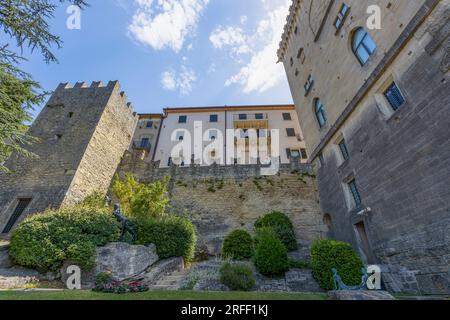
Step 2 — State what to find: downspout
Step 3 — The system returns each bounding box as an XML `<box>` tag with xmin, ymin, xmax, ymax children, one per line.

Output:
<box><xmin>152</xmin><ymin>115</ymin><xmax>165</xmax><ymax>161</ymax></box>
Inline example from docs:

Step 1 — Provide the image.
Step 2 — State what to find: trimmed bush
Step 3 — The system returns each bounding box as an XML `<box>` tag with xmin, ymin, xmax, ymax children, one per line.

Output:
<box><xmin>254</xmin><ymin>227</ymin><xmax>289</xmax><ymax>277</ymax></box>
<box><xmin>134</xmin><ymin>215</ymin><xmax>197</xmax><ymax>262</ymax></box>
<box><xmin>222</xmin><ymin>230</ymin><xmax>254</xmax><ymax>260</ymax></box>
<box><xmin>220</xmin><ymin>262</ymin><xmax>255</xmax><ymax>291</ymax></box>
<box><xmin>254</xmin><ymin>211</ymin><xmax>297</xmax><ymax>251</ymax></box>
<box><xmin>9</xmin><ymin>205</ymin><xmax>120</xmax><ymax>271</ymax></box>
<box><xmin>310</xmin><ymin>239</ymin><xmax>364</xmax><ymax>290</ymax></box>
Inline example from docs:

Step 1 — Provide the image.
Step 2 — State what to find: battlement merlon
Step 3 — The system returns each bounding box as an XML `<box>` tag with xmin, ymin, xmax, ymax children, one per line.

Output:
<box><xmin>48</xmin><ymin>81</ymin><xmax>137</xmax><ymax>116</ymax></box>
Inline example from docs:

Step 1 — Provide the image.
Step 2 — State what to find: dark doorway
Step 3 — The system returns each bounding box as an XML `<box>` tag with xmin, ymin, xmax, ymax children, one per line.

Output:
<box><xmin>2</xmin><ymin>198</ymin><xmax>32</xmax><ymax>234</ymax></box>
<box><xmin>354</xmin><ymin>221</ymin><xmax>374</xmax><ymax>264</ymax></box>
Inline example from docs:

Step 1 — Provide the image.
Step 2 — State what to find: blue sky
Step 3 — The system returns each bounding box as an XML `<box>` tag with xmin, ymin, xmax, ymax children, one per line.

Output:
<box><xmin>6</xmin><ymin>0</ymin><xmax>293</xmax><ymax>118</ymax></box>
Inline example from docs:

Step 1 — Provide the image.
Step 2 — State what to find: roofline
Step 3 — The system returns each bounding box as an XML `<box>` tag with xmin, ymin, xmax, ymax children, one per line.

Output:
<box><xmin>163</xmin><ymin>104</ymin><xmax>295</xmax><ymax>114</ymax></box>
<box><xmin>138</xmin><ymin>113</ymin><xmax>164</xmax><ymax>119</ymax></box>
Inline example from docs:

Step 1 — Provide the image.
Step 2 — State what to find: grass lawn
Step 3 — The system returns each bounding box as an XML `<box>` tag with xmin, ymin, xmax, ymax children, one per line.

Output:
<box><xmin>0</xmin><ymin>290</ymin><xmax>327</xmax><ymax>300</ymax></box>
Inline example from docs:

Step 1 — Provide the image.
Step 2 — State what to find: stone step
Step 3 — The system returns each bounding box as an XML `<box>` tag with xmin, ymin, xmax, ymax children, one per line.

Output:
<box><xmin>150</xmin><ymin>284</ymin><xmax>179</xmax><ymax>290</ymax></box>
<box><xmin>0</xmin><ymin>268</ymin><xmax>40</xmax><ymax>290</ymax></box>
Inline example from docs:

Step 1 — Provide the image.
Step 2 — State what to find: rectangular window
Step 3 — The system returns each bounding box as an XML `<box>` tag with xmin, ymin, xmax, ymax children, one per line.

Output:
<box><xmin>282</xmin><ymin>113</ymin><xmax>292</xmax><ymax>121</ymax></box>
<box><xmin>255</xmin><ymin>113</ymin><xmax>264</xmax><ymax>120</ymax></box>
<box><xmin>290</xmin><ymin>150</ymin><xmax>301</xmax><ymax>159</ymax></box>
<box><xmin>239</xmin><ymin>114</ymin><xmax>247</xmax><ymax>120</ymax></box>
<box><xmin>338</xmin><ymin>139</ymin><xmax>350</xmax><ymax>161</ymax></box>
<box><xmin>210</xmin><ymin>114</ymin><xmax>218</xmax><ymax>122</ymax></box>
<box><xmin>286</xmin><ymin>149</ymin><xmax>292</xmax><ymax>158</ymax></box>
<box><xmin>146</xmin><ymin>121</ymin><xmax>153</xmax><ymax>128</ymax></box>
<box><xmin>384</xmin><ymin>82</ymin><xmax>406</xmax><ymax>111</ymax></box>
<box><xmin>286</xmin><ymin>128</ymin><xmax>296</xmax><ymax>137</ymax></box>
<box><xmin>178</xmin><ymin>115</ymin><xmax>187</xmax><ymax>123</ymax></box>
<box><xmin>2</xmin><ymin>198</ymin><xmax>32</xmax><ymax>234</ymax></box>
<box><xmin>334</xmin><ymin>3</ymin><xmax>349</xmax><ymax>32</ymax></box>
<box><xmin>304</xmin><ymin>74</ymin><xmax>314</xmax><ymax>96</ymax></box>
<box><xmin>300</xmin><ymin>148</ymin><xmax>308</xmax><ymax>159</ymax></box>
<box><xmin>168</xmin><ymin>157</ymin><xmax>172</xmax><ymax>166</ymax></box>
<box><xmin>140</xmin><ymin>138</ymin><xmax>150</xmax><ymax>149</ymax></box>
<box><xmin>348</xmin><ymin>179</ymin><xmax>362</xmax><ymax>207</ymax></box>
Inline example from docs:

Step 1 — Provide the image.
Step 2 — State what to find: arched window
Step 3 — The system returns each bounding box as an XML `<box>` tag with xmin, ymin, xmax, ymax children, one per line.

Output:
<box><xmin>314</xmin><ymin>99</ymin><xmax>327</xmax><ymax>128</ymax></box>
<box><xmin>352</xmin><ymin>28</ymin><xmax>377</xmax><ymax>65</ymax></box>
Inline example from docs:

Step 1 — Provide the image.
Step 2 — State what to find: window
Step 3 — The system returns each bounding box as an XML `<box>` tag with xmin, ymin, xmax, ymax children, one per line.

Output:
<box><xmin>210</xmin><ymin>114</ymin><xmax>218</xmax><ymax>122</ymax></box>
<box><xmin>255</xmin><ymin>113</ymin><xmax>264</xmax><ymax>120</ymax></box>
<box><xmin>300</xmin><ymin>148</ymin><xmax>308</xmax><ymax>159</ymax></box>
<box><xmin>304</xmin><ymin>74</ymin><xmax>314</xmax><ymax>96</ymax></box>
<box><xmin>2</xmin><ymin>198</ymin><xmax>32</xmax><ymax>234</ymax></box>
<box><xmin>384</xmin><ymin>82</ymin><xmax>406</xmax><ymax>111</ymax></box>
<box><xmin>348</xmin><ymin>179</ymin><xmax>362</xmax><ymax>207</ymax></box>
<box><xmin>334</xmin><ymin>3</ymin><xmax>349</xmax><ymax>32</ymax></box>
<box><xmin>282</xmin><ymin>113</ymin><xmax>292</xmax><ymax>121</ymax></box>
<box><xmin>294</xmin><ymin>26</ymin><xmax>298</xmax><ymax>35</ymax></box>
<box><xmin>338</xmin><ymin>139</ymin><xmax>350</xmax><ymax>161</ymax></box>
<box><xmin>290</xmin><ymin>57</ymin><xmax>294</xmax><ymax>67</ymax></box>
<box><xmin>68</xmin><ymin>112</ymin><xmax>74</xmax><ymax>118</ymax></box>
<box><xmin>140</xmin><ymin>138</ymin><xmax>150</xmax><ymax>149</ymax></box>
<box><xmin>289</xmin><ymin>149</ymin><xmax>301</xmax><ymax>159</ymax></box>
<box><xmin>352</xmin><ymin>28</ymin><xmax>377</xmax><ymax>65</ymax></box>
<box><xmin>239</xmin><ymin>114</ymin><xmax>247</xmax><ymax>120</ymax></box>
<box><xmin>314</xmin><ymin>99</ymin><xmax>327</xmax><ymax>128</ymax></box>
<box><xmin>178</xmin><ymin>115</ymin><xmax>187</xmax><ymax>123</ymax></box>
<box><xmin>55</xmin><ymin>134</ymin><xmax>62</xmax><ymax>140</ymax></box>
<box><xmin>168</xmin><ymin>157</ymin><xmax>172</xmax><ymax>166</ymax></box>
<box><xmin>286</xmin><ymin>128</ymin><xmax>296</xmax><ymax>137</ymax></box>
<box><xmin>146</xmin><ymin>121</ymin><xmax>153</xmax><ymax>128</ymax></box>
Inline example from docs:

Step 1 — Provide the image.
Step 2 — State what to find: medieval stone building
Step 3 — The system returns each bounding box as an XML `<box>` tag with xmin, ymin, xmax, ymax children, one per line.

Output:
<box><xmin>278</xmin><ymin>0</ymin><xmax>449</xmax><ymax>294</ymax></box>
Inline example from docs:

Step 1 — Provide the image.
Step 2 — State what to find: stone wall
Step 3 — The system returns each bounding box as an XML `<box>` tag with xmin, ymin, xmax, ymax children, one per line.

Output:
<box><xmin>117</xmin><ymin>155</ymin><xmax>327</xmax><ymax>254</ymax></box>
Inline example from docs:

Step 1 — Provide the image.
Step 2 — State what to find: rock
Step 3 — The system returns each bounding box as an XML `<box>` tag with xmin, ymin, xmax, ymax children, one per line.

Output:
<box><xmin>95</xmin><ymin>242</ymin><xmax>158</xmax><ymax>281</ymax></box>
<box><xmin>140</xmin><ymin>257</ymin><xmax>184</xmax><ymax>285</ymax></box>
<box><xmin>193</xmin><ymin>278</ymin><xmax>229</xmax><ymax>292</ymax></box>
<box><xmin>327</xmin><ymin>290</ymin><xmax>396</xmax><ymax>300</ymax></box>
<box><xmin>0</xmin><ymin>249</ymin><xmax>11</xmax><ymax>269</ymax></box>
<box><xmin>193</xmin><ymin>242</ymin><xmax>211</xmax><ymax>262</ymax></box>
<box><xmin>285</xmin><ymin>269</ymin><xmax>324</xmax><ymax>292</ymax></box>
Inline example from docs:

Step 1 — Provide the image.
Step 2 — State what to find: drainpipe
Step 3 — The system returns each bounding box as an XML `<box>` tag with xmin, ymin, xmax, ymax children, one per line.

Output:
<box><xmin>152</xmin><ymin>115</ymin><xmax>165</xmax><ymax>161</ymax></box>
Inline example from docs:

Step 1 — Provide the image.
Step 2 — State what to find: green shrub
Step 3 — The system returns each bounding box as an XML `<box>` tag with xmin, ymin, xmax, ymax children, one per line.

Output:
<box><xmin>9</xmin><ymin>205</ymin><xmax>120</xmax><ymax>271</ymax></box>
<box><xmin>78</xmin><ymin>191</ymin><xmax>109</xmax><ymax>209</ymax></box>
<box><xmin>254</xmin><ymin>228</ymin><xmax>289</xmax><ymax>277</ymax></box>
<box><xmin>135</xmin><ymin>215</ymin><xmax>197</xmax><ymax>262</ymax></box>
<box><xmin>254</xmin><ymin>211</ymin><xmax>297</xmax><ymax>251</ymax></box>
<box><xmin>219</xmin><ymin>262</ymin><xmax>255</xmax><ymax>291</ymax></box>
<box><xmin>222</xmin><ymin>230</ymin><xmax>254</xmax><ymax>260</ymax></box>
<box><xmin>95</xmin><ymin>272</ymin><xmax>113</xmax><ymax>286</ymax></box>
<box><xmin>310</xmin><ymin>239</ymin><xmax>364</xmax><ymax>290</ymax></box>
<box><xmin>112</xmin><ymin>173</ymin><xmax>170</xmax><ymax>221</ymax></box>
<box><xmin>288</xmin><ymin>258</ymin><xmax>311</xmax><ymax>269</ymax></box>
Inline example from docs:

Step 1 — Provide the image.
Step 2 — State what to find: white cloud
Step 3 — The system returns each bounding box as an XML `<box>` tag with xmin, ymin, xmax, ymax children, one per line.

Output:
<box><xmin>209</xmin><ymin>25</ymin><xmax>251</xmax><ymax>56</ymax></box>
<box><xmin>217</xmin><ymin>0</ymin><xmax>291</xmax><ymax>93</ymax></box>
<box><xmin>129</xmin><ymin>0</ymin><xmax>210</xmax><ymax>52</ymax></box>
<box><xmin>161</xmin><ymin>65</ymin><xmax>197</xmax><ymax>95</ymax></box>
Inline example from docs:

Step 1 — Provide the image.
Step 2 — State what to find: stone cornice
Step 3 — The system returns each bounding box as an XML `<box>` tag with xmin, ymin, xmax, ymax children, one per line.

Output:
<box><xmin>277</xmin><ymin>0</ymin><xmax>302</xmax><ymax>63</ymax></box>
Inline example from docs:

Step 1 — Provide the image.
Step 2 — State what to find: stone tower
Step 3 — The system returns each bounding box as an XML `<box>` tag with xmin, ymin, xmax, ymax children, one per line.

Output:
<box><xmin>0</xmin><ymin>81</ymin><xmax>137</xmax><ymax>234</ymax></box>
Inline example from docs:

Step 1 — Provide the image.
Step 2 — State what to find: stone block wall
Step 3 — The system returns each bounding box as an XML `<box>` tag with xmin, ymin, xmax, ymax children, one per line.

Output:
<box><xmin>117</xmin><ymin>156</ymin><xmax>328</xmax><ymax>254</ymax></box>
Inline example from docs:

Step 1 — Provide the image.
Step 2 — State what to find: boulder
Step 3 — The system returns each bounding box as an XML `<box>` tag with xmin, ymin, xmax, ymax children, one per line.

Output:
<box><xmin>95</xmin><ymin>242</ymin><xmax>158</xmax><ymax>281</ymax></box>
<box><xmin>140</xmin><ymin>257</ymin><xmax>184</xmax><ymax>286</ymax></box>
<box><xmin>0</xmin><ymin>246</ymin><xmax>11</xmax><ymax>269</ymax></box>
<box><xmin>327</xmin><ymin>290</ymin><xmax>396</xmax><ymax>300</ymax></box>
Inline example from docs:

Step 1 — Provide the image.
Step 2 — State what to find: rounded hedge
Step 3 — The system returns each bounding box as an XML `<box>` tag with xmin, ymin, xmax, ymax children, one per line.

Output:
<box><xmin>310</xmin><ymin>239</ymin><xmax>364</xmax><ymax>290</ymax></box>
<box><xmin>254</xmin><ymin>227</ymin><xmax>289</xmax><ymax>277</ymax></box>
<box><xmin>222</xmin><ymin>230</ymin><xmax>254</xmax><ymax>260</ymax></box>
<box><xmin>9</xmin><ymin>205</ymin><xmax>120</xmax><ymax>271</ymax></box>
<box><xmin>220</xmin><ymin>262</ymin><xmax>255</xmax><ymax>291</ymax></box>
<box><xmin>134</xmin><ymin>215</ymin><xmax>197</xmax><ymax>262</ymax></box>
<box><xmin>254</xmin><ymin>212</ymin><xmax>297</xmax><ymax>251</ymax></box>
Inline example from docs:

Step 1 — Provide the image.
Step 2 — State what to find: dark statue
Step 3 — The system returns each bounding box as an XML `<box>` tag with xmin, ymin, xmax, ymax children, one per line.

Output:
<box><xmin>113</xmin><ymin>203</ymin><xmax>137</xmax><ymax>242</ymax></box>
<box><xmin>332</xmin><ymin>267</ymin><xmax>369</xmax><ymax>291</ymax></box>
